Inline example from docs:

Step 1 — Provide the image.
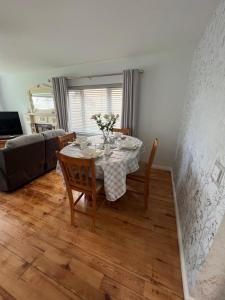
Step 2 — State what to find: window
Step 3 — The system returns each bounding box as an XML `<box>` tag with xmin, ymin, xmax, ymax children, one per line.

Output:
<box><xmin>31</xmin><ymin>93</ymin><xmax>55</xmax><ymax>111</ymax></box>
<box><xmin>68</xmin><ymin>84</ymin><xmax>123</xmax><ymax>134</ymax></box>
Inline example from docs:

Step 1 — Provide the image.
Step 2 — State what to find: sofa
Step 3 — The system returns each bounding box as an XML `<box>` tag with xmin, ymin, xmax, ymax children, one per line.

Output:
<box><xmin>0</xmin><ymin>129</ymin><xmax>65</xmax><ymax>192</ymax></box>
<box><xmin>41</xmin><ymin>130</ymin><xmax>65</xmax><ymax>171</ymax></box>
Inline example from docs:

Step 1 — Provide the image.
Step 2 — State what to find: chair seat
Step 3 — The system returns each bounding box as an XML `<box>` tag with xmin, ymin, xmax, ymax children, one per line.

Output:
<box><xmin>127</xmin><ymin>161</ymin><xmax>147</xmax><ymax>181</ymax></box>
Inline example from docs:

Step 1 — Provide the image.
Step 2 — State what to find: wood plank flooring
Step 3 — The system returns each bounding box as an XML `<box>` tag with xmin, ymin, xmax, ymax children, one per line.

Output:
<box><xmin>0</xmin><ymin>169</ymin><xmax>183</xmax><ymax>300</ymax></box>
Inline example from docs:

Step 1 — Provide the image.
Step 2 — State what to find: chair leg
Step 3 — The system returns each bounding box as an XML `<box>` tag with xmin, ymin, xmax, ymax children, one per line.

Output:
<box><xmin>88</xmin><ymin>194</ymin><xmax>93</xmax><ymax>206</ymax></box>
<box><xmin>63</xmin><ymin>189</ymin><xmax>67</xmax><ymax>200</ymax></box>
<box><xmin>68</xmin><ymin>189</ymin><xmax>75</xmax><ymax>225</ymax></box>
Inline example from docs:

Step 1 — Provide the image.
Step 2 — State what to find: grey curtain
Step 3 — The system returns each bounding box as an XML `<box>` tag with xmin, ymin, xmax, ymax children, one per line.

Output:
<box><xmin>121</xmin><ymin>69</ymin><xmax>140</xmax><ymax>136</ymax></box>
<box><xmin>52</xmin><ymin>77</ymin><xmax>69</xmax><ymax>131</ymax></box>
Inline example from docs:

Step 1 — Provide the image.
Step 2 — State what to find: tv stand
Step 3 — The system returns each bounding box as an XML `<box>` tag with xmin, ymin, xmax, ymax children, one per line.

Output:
<box><xmin>0</xmin><ymin>135</ymin><xmax>16</xmax><ymax>140</ymax></box>
<box><xmin>0</xmin><ymin>135</ymin><xmax>22</xmax><ymax>148</ymax></box>
<box><xmin>0</xmin><ymin>140</ymin><xmax>7</xmax><ymax>148</ymax></box>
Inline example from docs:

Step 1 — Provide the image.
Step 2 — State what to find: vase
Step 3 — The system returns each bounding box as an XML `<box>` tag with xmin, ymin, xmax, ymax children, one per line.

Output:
<box><xmin>102</xmin><ymin>130</ymin><xmax>110</xmax><ymax>144</ymax></box>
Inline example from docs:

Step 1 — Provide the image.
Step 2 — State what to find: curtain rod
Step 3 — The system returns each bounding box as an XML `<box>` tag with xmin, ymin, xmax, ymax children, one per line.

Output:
<box><xmin>48</xmin><ymin>70</ymin><xmax>144</xmax><ymax>82</ymax></box>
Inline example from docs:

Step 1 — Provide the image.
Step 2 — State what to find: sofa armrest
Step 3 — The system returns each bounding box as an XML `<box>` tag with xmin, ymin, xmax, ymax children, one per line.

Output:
<box><xmin>0</xmin><ymin>141</ymin><xmax>45</xmax><ymax>192</ymax></box>
<box><xmin>0</xmin><ymin>150</ymin><xmax>9</xmax><ymax>191</ymax></box>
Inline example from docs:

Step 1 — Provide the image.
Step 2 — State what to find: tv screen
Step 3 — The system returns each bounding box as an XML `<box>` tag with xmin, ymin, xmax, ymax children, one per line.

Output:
<box><xmin>0</xmin><ymin>112</ymin><xmax>23</xmax><ymax>136</ymax></box>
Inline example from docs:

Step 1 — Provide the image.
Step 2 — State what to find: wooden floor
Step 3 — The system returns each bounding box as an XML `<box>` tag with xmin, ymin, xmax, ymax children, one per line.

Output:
<box><xmin>0</xmin><ymin>169</ymin><xmax>183</xmax><ymax>300</ymax></box>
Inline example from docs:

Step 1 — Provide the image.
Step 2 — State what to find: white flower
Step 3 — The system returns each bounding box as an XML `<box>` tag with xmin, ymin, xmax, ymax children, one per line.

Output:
<box><xmin>91</xmin><ymin>112</ymin><xmax>119</xmax><ymax>132</ymax></box>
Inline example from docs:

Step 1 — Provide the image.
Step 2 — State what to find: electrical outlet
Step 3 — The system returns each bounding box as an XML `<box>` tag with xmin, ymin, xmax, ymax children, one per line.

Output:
<box><xmin>212</xmin><ymin>160</ymin><xmax>225</xmax><ymax>187</ymax></box>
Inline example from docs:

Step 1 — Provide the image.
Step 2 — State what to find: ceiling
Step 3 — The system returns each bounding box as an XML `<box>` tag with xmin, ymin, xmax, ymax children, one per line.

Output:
<box><xmin>0</xmin><ymin>0</ymin><xmax>220</xmax><ymax>73</ymax></box>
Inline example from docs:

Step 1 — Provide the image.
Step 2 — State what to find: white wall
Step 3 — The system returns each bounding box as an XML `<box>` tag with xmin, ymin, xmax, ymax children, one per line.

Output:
<box><xmin>0</xmin><ymin>78</ymin><xmax>5</xmax><ymax>110</ymax></box>
<box><xmin>0</xmin><ymin>51</ymin><xmax>192</xmax><ymax>166</ymax></box>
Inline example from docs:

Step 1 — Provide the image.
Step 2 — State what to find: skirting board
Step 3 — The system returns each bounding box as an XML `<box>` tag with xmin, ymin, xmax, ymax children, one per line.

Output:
<box><xmin>170</xmin><ymin>169</ymin><xmax>191</xmax><ymax>300</ymax></box>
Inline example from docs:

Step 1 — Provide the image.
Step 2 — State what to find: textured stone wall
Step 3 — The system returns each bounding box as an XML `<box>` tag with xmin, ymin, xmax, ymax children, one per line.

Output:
<box><xmin>174</xmin><ymin>0</ymin><xmax>225</xmax><ymax>292</ymax></box>
<box><xmin>193</xmin><ymin>216</ymin><xmax>225</xmax><ymax>300</ymax></box>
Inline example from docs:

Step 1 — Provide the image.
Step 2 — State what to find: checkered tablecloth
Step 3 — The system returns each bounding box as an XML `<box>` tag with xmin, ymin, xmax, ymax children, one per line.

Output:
<box><xmin>57</xmin><ymin>136</ymin><xmax>143</xmax><ymax>201</ymax></box>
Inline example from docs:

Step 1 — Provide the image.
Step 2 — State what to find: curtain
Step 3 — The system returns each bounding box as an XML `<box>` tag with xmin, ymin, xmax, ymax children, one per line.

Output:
<box><xmin>121</xmin><ymin>69</ymin><xmax>140</xmax><ymax>136</ymax></box>
<box><xmin>52</xmin><ymin>77</ymin><xmax>69</xmax><ymax>131</ymax></box>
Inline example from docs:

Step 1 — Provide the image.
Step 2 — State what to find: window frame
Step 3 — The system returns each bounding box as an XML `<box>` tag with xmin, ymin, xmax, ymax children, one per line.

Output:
<box><xmin>68</xmin><ymin>83</ymin><xmax>123</xmax><ymax>135</ymax></box>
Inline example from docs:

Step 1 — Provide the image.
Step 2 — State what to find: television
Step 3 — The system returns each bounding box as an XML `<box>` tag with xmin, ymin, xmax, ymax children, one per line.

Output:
<box><xmin>0</xmin><ymin>112</ymin><xmax>23</xmax><ymax>137</ymax></box>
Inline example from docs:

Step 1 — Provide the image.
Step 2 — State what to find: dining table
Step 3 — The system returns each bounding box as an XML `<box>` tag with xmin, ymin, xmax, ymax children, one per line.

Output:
<box><xmin>57</xmin><ymin>135</ymin><xmax>143</xmax><ymax>202</ymax></box>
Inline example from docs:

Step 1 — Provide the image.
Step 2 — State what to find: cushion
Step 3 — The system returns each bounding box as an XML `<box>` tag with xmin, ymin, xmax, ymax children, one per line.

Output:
<box><xmin>41</xmin><ymin>129</ymin><xmax>66</xmax><ymax>140</ymax></box>
<box><xmin>5</xmin><ymin>134</ymin><xmax>44</xmax><ymax>149</ymax></box>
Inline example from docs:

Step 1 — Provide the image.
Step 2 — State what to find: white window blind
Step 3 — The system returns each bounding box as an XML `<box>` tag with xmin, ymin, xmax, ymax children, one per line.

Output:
<box><xmin>68</xmin><ymin>84</ymin><xmax>123</xmax><ymax>134</ymax></box>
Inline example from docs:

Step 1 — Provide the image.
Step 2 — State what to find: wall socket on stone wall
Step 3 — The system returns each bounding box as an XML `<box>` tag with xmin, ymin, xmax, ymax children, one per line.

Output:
<box><xmin>211</xmin><ymin>160</ymin><xmax>225</xmax><ymax>187</ymax></box>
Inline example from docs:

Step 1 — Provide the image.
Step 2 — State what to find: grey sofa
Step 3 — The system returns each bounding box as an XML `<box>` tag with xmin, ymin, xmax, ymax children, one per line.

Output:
<box><xmin>0</xmin><ymin>129</ymin><xmax>65</xmax><ymax>192</ymax></box>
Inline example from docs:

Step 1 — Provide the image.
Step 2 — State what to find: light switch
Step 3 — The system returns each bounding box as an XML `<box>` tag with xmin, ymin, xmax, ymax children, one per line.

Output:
<box><xmin>212</xmin><ymin>160</ymin><xmax>225</xmax><ymax>187</ymax></box>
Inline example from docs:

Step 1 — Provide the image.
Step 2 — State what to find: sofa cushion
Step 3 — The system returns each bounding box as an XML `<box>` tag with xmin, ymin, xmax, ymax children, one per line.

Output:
<box><xmin>5</xmin><ymin>134</ymin><xmax>44</xmax><ymax>149</ymax></box>
<box><xmin>41</xmin><ymin>129</ymin><xmax>65</xmax><ymax>140</ymax></box>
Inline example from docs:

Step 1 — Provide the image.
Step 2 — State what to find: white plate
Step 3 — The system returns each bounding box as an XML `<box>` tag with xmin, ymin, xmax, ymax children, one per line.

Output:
<box><xmin>120</xmin><ymin>142</ymin><xmax>138</xmax><ymax>150</ymax></box>
<box><xmin>81</xmin><ymin>149</ymin><xmax>104</xmax><ymax>158</ymax></box>
<box><xmin>121</xmin><ymin>145</ymin><xmax>138</xmax><ymax>150</ymax></box>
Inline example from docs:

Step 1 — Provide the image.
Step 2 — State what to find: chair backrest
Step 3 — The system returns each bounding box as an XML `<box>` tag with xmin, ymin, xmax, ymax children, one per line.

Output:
<box><xmin>146</xmin><ymin>138</ymin><xmax>159</xmax><ymax>179</ymax></box>
<box><xmin>113</xmin><ymin>128</ymin><xmax>131</xmax><ymax>136</ymax></box>
<box><xmin>58</xmin><ymin>132</ymin><xmax>76</xmax><ymax>150</ymax></box>
<box><xmin>57</xmin><ymin>152</ymin><xmax>96</xmax><ymax>194</ymax></box>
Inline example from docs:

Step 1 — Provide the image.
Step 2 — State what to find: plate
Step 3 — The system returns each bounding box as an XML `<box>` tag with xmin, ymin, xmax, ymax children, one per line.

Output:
<box><xmin>121</xmin><ymin>145</ymin><xmax>138</xmax><ymax>150</ymax></box>
<box><xmin>120</xmin><ymin>142</ymin><xmax>138</xmax><ymax>150</ymax></box>
<box><xmin>81</xmin><ymin>149</ymin><xmax>104</xmax><ymax>158</ymax></box>
<box><xmin>69</xmin><ymin>141</ymin><xmax>90</xmax><ymax>146</ymax></box>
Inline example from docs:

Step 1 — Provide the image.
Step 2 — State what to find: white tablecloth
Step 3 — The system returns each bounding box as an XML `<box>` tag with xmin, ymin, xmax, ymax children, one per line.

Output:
<box><xmin>57</xmin><ymin>135</ymin><xmax>143</xmax><ymax>201</ymax></box>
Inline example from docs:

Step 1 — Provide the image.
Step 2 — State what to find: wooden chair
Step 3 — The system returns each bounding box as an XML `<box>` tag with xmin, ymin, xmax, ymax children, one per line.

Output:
<box><xmin>57</xmin><ymin>152</ymin><xmax>104</xmax><ymax>230</ymax></box>
<box><xmin>58</xmin><ymin>132</ymin><xmax>76</xmax><ymax>150</ymax></box>
<box><xmin>127</xmin><ymin>138</ymin><xmax>159</xmax><ymax>209</ymax></box>
<box><xmin>112</xmin><ymin>128</ymin><xmax>131</xmax><ymax>136</ymax></box>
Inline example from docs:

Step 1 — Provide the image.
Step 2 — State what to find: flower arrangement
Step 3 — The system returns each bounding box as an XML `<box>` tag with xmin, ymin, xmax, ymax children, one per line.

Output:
<box><xmin>91</xmin><ymin>113</ymin><xmax>119</xmax><ymax>143</ymax></box>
